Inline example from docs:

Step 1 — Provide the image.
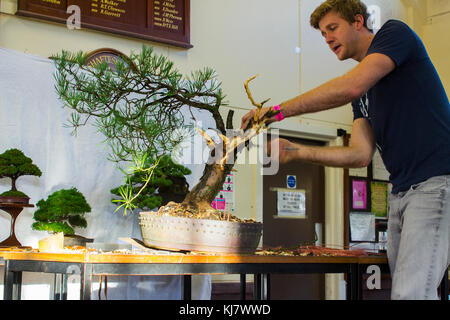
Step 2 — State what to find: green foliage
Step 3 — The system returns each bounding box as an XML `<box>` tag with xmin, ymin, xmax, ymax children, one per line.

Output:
<box><xmin>0</xmin><ymin>148</ymin><xmax>42</xmax><ymax>178</ymax></box>
<box><xmin>0</xmin><ymin>190</ymin><xmax>28</xmax><ymax>197</ymax></box>
<box><xmin>52</xmin><ymin>45</ymin><xmax>226</xmax><ymax>164</ymax></box>
<box><xmin>31</xmin><ymin>221</ymin><xmax>74</xmax><ymax>235</ymax></box>
<box><xmin>111</xmin><ymin>154</ymin><xmax>191</xmax><ymax>215</ymax></box>
<box><xmin>32</xmin><ymin>188</ymin><xmax>91</xmax><ymax>235</ymax></box>
<box><xmin>52</xmin><ymin>45</ymin><xmax>228</xmax><ymax>214</ymax></box>
<box><xmin>0</xmin><ymin>148</ymin><xmax>42</xmax><ymax>195</ymax></box>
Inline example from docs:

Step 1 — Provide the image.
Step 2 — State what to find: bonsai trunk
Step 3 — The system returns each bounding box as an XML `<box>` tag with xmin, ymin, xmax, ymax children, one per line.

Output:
<box><xmin>184</xmin><ymin>162</ymin><xmax>228</xmax><ymax>201</ymax></box>
<box><xmin>154</xmin><ymin>75</ymin><xmax>271</xmax><ymax>222</ymax></box>
<box><xmin>157</xmin><ymin>162</ymin><xmax>231</xmax><ymax>220</ymax></box>
<box><xmin>11</xmin><ymin>177</ymin><xmax>17</xmax><ymax>191</ymax></box>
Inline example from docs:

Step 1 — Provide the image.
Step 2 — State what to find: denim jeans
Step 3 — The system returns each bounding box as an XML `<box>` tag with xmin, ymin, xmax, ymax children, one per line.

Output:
<box><xmin>387</xmin><ymin>174</ymin><xmax>450</xmax><ymax>300</ymax></box>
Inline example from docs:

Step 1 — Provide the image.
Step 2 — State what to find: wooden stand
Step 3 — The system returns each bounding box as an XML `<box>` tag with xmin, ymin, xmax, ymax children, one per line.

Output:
<box><xmin>0</xmin><ymin>202</ymin><xmax>34</xmax><ymax>247</ymax></box>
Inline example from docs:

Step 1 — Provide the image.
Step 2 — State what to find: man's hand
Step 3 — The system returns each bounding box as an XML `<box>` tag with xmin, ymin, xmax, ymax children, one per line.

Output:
<box><xmin>267</xmin><ymin>138</ymin><xmax>299</xmax><ymax>165</ymax></box>
<box><xmin>240</xmin><ymin>106</ymin><xmax>277</xmax><ymax>131</ymax></box>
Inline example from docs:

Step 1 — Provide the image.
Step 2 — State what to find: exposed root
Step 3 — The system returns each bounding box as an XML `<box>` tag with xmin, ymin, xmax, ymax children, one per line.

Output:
<box><xmin>156</xmin><ymin>201</ymin><xmax>256</xmax><ymax>223</ymax></box>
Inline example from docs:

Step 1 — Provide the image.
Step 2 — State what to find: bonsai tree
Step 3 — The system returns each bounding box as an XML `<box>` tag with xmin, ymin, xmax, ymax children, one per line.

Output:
<box><xmin>0</xmin><ymin>148</ymin><xmax>42</xmax><ymax>198</ymax></box>
<box><xmin>52</xmin><ymin>46</ymin><xmax>278</xmax><ymax>221</ymax></box>
<box><xmin>110</xmin><ymin>154</ymin><xmax>191</xmax><ymax>213</ymax></box>
<box><xmin>32</xmin><ymin>188</ymin><xmax>91</xmax><ymax>235</ymax></box>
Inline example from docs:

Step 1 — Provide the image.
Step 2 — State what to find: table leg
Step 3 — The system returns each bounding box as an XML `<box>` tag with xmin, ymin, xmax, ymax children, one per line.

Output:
<box><xmin>254</xmin><ymin>274</ymin><xmax>261</xmax><ymax>300</ymax></box>
<box><xmin>253</xmin><ymin>274</ymin><xmax>270</xmax><ymax>300</ymax></box>
<box><xmin>346</xmin><ymin>264</ymin><xmax>359</xmax><ymax>300</ymax></box>
<box><xmin>61</xmin><ymin>274</ymin><xmax>68</xmax><ymax>300</ymax></box>
<box><xmin>240</xmin><ymin>274</ymin><xmax>246</xmax><ymax>300</ymax></box>
<box><xmin>440</xmin><ymin>269</ymin><xmax>448</xmax><ymax>301</ymax></box>
<box><xmin>3</xmin><ymin>261</ymin><xmax>22</xmax><ymax>300</ymax></box>
<box><xmin>263</xmin><ymin>274</ymin><xmax>270</xmax><ymax>300</ymax></box>
<box><xmin>53</xmin><ymin>274</ymin><xmax>59</xmax><ymax>300</ymax></box>
<box><xmin>358</xmin><ymin>264</ymin><xmax>364</xmax><ymax>300</ymax></box>
<box><xmin>80</xmin><ymin>264</ymin><xmax>92</xmax><ymax>300</ymax></box>
<box><xmin>182</xmin><ymin>275</ymin><xmax>191</xmax><ymax>300</ymax></box>
<box><xmin>345</xmin><ymin>273</ymin><xmax>350</xmax><ymax>300</ymax></box>
<box><xmin>54</xmin><ymin>273</ymin><xmax>67</xmax><ymax>300</ymax></box>
<box><xmin>13</xmin><ymin>269</ymin><xmax>22</xmax><ymax>300</ymax></box>
<box><xmin>3</xmin><ymin>261</ymin><xmax>14</xmax><ymax>300</ymax></box>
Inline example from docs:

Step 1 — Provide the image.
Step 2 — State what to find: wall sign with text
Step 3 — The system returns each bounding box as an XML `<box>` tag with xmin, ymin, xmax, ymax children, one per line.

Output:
<box><xmin>17</xmin><ymin>0</ymin><xmax>192</xmax><ymax>48</ymax></box>
<box><xmin>84</xmin><ymin>48</ymin><xmax>136</xmax><ymax>71</ymax></box>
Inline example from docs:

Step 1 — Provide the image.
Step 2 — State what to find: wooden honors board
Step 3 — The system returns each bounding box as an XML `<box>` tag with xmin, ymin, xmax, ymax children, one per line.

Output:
<box><xmin>17</xmin><ymin>0</ymin><xmax>192</xmax><ymax>48</ymax></box>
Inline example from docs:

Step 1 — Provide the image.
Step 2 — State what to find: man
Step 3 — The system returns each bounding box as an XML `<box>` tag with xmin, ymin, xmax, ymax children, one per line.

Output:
<box><xmin>241</xmin><ymin>0</ymin><xmax>450</xmax><ymax>300</ymax></box>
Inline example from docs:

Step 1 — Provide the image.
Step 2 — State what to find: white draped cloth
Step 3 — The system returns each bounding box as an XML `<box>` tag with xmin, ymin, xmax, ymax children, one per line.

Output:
<box><xmin>0</xmin><ymin>47</ymin><xmax>211</xmax><ymax>300</ymax></box>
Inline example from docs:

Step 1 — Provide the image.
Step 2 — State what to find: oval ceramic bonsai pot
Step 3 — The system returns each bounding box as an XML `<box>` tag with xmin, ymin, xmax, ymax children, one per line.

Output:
<box><xmin>139</xmin><ymin>211</ymin><xmax>263</xmax><ymax>254</ymax></box>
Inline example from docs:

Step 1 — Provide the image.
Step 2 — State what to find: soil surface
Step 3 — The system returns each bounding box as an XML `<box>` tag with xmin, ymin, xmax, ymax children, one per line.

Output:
<box><xmin>156</xmin><ymin>201</ymin><xmax>257</xmax><ymax>223</ymax></box>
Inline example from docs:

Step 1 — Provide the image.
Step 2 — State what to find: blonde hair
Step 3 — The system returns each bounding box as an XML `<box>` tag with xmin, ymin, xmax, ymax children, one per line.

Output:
<box><xmin>310</xmin><ymin>0</ymin><xmax>371</xmax><ymax>31</ymax></box>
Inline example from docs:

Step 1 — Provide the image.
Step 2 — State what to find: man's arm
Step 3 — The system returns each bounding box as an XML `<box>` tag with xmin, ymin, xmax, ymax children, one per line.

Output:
<box><xmin>241</xmin><ymin>53</ymin><xmax>395</xmax><ymax>129</ymax></box>
<box><xmin>274</xmin><ymin>118</ymin><xmax>375</xmax><ymax>168</ymax></box>
<box><xmin>281</xmin><ymin>53</ymin><xmax>395</xmax><ymax>117</ymax></box>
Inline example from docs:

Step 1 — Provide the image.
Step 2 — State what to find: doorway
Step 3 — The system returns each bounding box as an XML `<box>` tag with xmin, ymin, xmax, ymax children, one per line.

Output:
<box><xmin>262</xmin><ymin>136</ymin><xmax>326</xmax><ymax>299</ymax></box>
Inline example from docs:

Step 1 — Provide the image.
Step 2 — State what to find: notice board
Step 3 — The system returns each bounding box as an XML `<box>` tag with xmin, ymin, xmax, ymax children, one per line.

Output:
<box><xmin>17</xmin><ymin>0</ymin><xmax>192</xmax><ymax>48</ymax></box>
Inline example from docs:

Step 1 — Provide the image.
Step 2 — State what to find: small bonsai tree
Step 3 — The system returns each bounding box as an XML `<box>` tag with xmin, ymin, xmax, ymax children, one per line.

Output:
<box><xmin>0</xmin><ymin>148</ymin><xmax>42</xmax><ymax>198</ymax></box>
<box><xmin>32</xmin><ymin>188</ymin><xmax>91</xmax><ymax>235</ymax></box>
<box><xmin>111</xmin><ymin>154</ymin><xmax>191</xmax><ymax>213</ymax></box>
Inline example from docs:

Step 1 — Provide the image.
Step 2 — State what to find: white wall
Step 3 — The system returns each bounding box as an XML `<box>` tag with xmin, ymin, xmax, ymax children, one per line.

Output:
<box><xmin>422</xmin><ymin>0</ymin><xmax>450</xmax><ymax>94</ymax></box>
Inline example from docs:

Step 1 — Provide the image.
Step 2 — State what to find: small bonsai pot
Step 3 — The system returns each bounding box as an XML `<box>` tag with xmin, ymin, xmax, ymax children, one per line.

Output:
<box><xmin>64</xmin><ymin>235</ymin><xmax>94</xmax><ymax>247</ymax></box>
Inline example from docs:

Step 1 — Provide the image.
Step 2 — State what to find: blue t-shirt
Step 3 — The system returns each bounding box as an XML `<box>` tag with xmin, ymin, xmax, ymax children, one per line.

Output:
<box><xmin>352</xmin><ymin>20</ymin><xmax>450</xmax><ymax>194</ymax></box>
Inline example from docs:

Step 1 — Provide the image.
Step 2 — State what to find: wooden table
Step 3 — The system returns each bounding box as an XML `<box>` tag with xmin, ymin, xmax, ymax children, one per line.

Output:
<box><xmin>1</xmin><ymin>249</ymin><xmax>448</xmax><ymax>300</ymax></box>
<box><xmin>1</xmin><ymin>250</ymin><xmax>385</xmax><ymax>300</ymax></box>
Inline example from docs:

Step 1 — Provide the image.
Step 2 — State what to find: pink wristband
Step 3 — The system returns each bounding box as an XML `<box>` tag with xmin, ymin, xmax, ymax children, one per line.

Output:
<box><xmin>273</xmin><ymin>105</ymin><xmax>284</xmax><ymax>121</ymax></box>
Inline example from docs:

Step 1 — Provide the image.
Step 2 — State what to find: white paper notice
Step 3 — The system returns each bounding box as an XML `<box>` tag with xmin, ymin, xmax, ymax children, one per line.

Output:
<box><xmin>350</xmin><ymin>212</ymin><xmax>375</xmax><ymax>242</ymax></box>
<box><xmin>276</xmin><ymin>189</ymin><xmax>306</xmax><ymax>218</ymax></box>
<box><xmin>349</xmin><ymin>166</ymin><xmax>368</xmax><ymax>178</ymax></box>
